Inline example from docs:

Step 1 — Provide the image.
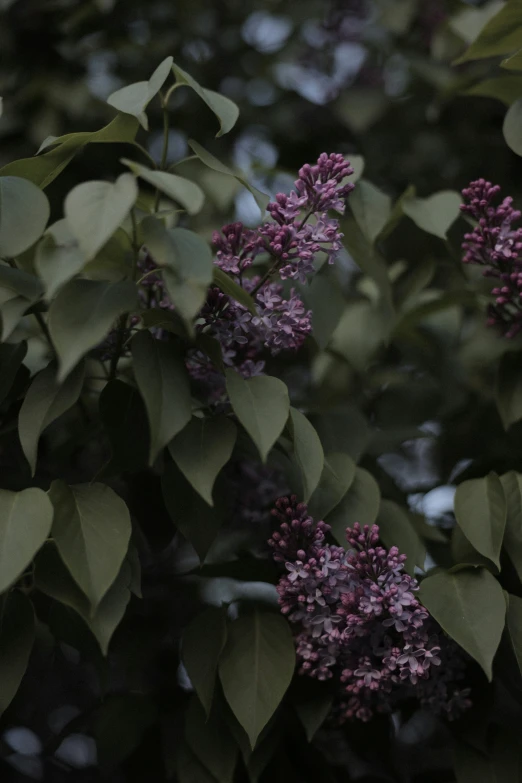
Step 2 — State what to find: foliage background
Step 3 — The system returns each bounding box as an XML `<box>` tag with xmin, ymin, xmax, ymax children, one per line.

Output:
<box><xmin>2</xmin><ymin>0</ymin><xmax>522</xmax><ymax>781</ymax></box>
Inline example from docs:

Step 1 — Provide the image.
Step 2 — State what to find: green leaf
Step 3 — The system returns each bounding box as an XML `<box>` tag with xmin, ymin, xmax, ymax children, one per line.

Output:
<box><xmin>451</xmin><ymin>525</ymin><xmax>495</xmax><ymax>571</ymax></box>
<box><xmin>402</xmin><ymin>190</ymin><xmax>461</xmax><ymax>239</ymax></box>
<box><xmin>0</xmin><ymin>176</ymin><xmax>50</xmax><ymax>257</ymax></box>
<box><xmin>377</xmin><ymin>500</ymin><xmax>425</xmax><ymax>576</ymax></box>
<box><xmin>0</xmin><ymin>113</ymin><xmax>139</xmax><ymax>189</ymax></box>
<box><xmin>64</xmin><ymin>173</ymin><xmax>138</xmax><ymax>261</ymax></box>
<box><xmin>122</xmin><ymin>160</ymin><xmax>204</xmax><ymax>215</ymax></box>
<box><xmin>176</xmin><ymin>742</ymin><xmax>218</xmax><ymax>783</ymax></box>
<box><xmin>0</xmin><ymin>591</ymin><xmax>34</xmax><ymax>715</ymax></box>
<box><xmin>294</xmin><ymin>687</ymin><xmax>333</xmax><ymax>742</ymax></box>
<box><xmin>454</xmin><ymin>0</ymin><xmax>522</xmax><ymax>64</ymax></box>
<box><xmin>99</xmin><ymin>379</ymin><xmax>149</xmax><ymax>475</ymax></box>
<box><xmin>226</xmin><ymin>371</ymin><xmax>290</xmax><ymax>463</ymax></box>
<box><xmin>212</xmin><ymin>267</ymin><xmax>257</xmax><ymax>315</ymax></box>
<box><xmin>35</xmin><ymin>543</ymin><xmax>131</xmax><ymax>655</ymax></box>
<box><xmin>500</xmin><ymin>471</ymin><xmax>522</xmax><ymax>582</ymax></box>
<box><xmin>308</xmin><ymin>452</ymin><xmax>356</xmax><ymax>520</ymax></box>
<box><xmin>132</xmin><ymin>330</ymin><xmax>191</xmax><ymax>464</ymax></box>
<box><xmin>288</xmin><ymin>408</ymin><xmax>324</xmax><ymax>502</ymax></box>
<box><xmin>453</xmin><ymin>474</ymin><xmax>506</xmax><ymax>570</ymax></box>
<box><xmin>162</xmin><ymin>461</ymin><xmax>223</xmax><ymax>561</ymax></box>
<box><xmin>503</xmin><ymin>98</ymin><xmax>522</xmax><ymax>157</ymax></box>
<box><xmin>310</xmin><ymin>407</ymin><xmax>369</xmax><ymax>462</ymax></box>
<box><xmin>502</xmin><ymin>48</ymin><xmax>522</xmax><ymax>70</ymax></box>
<box><xmin>49</xmin><ymin>480</ymin><xmax>132</xmax><ymax>609</ymax></box>
<box><xmin>0</xmin><ymin>487</ymin><xmax>53</xmax><ymax>593</ymax></box>
<box><xmin>330</xmin><ymin>301</ymin><xmax>389</xmax><ymax>372</ymax></box>
<box><xmin>418</xmin><ymin>568</ymin><xmax>506</xmax><ymax>680</ymax></box>
<box><xmin>107</xmin><ymin>56</ymin><xmax>173</xmax><ymax>130</ymax></box>
<box><xmin>0</xmin><ymin>341</ymin><xmax>26</xmax><ymax>405</ymax></box>
<box><xmin>18</xmin><ymin>361</ymin><xmax>85</xmax><ymax>475</ymax></box>
<box><xmin>340</xmin><ymin>218</ymin><xmax>394</xmax><ymax>321</ymax></box>
<box><xmin>299</xmin><ymin>267</ymin><xmax>345</xmax><ymax>350</ymax></box>
<box><xmin>35</xmin><ymin>219</ymin><xmax>86</xmax><ymax>300</ymax></box>
<box><xmin>219</xmin><ymin>610</ymin><xmax>295</xmax><ymax>747</ymax></box>
<box><xmin>182</xmin><ymin>606</ymin><xmax>228</xmax><ymax>715</ymax></box>
<box><xmin>350</xmin><ymin>180</ymin><xmax>391</xmax><ymax>244</ymax></box>
<box><xmin>172</xmin><ymin>63</ymin><xmax>239</xmax><ymax>137</ymax></box>
<box><xmin>328</xmin><ymin>467</ymin><xmax>381</xmax><ymax>543</ymax></box>
<box><xmin>169</xmin><ymin>417</ymin><xmax>237</xmax><ymax>505</ymax></box>
<box><xmin>48</xmin><ymin>279</ymin><xmax>138</xmax><ymax>381</ymax></box>
<box><xmin>185</xmin><ymin>697</ymin><xmax>238</xmax><ymax>783</ymax></box>
<box><xmin>464</xmin><ymin>76</ymin><xmax>522</xmax><ymax>106</ymax></box>
<box><xmin>188</xmin><ymin>140</ymin><xmax>269</xmax><ymax>212</ymax></box>
<box><xmin>507</xmin><ymin>592</ymin><xmax>522</xmax><ymax>679</ymax></box>
<box><xmin>141</xmin><ymin>219</ymin><xmax>213</xmax><ymax>327</ymax></box>
<box><xmin>93</xmin><ymin>694</ymin><xmax>157</xmax><ymax>769</ymax></box>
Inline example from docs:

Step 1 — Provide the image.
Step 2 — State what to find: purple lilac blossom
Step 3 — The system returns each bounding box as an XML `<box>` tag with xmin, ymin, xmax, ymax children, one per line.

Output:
<box><xmin>269</xmin><ymin>496</ymin><xmax>471</xmax><ymax>723</ymax></box>
<box><xmin>461</xmin><ymin>179</ymin><xmax>522</xmax><ymax>338</ymax></box>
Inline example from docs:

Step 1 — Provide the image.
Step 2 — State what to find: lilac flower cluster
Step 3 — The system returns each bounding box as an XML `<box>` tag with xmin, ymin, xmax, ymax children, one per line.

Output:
<box><xmin>269</xmin><ymin>497</ymin><xmax>471</xmax><ymax>723</ymax></box>
<box><xmin>461</xmin><ymin>179</ymin><xmax>522</xmax><ymax>338</ymax></box>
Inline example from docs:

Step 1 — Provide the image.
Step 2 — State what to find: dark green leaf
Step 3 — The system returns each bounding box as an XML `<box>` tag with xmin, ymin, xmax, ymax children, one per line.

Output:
<box><xmin>219</xmin><ymin>610</ymin><xmax>295</xmax><ymax>747</ymax></box>
<box><xmin>122</xmin><ymin>161</ymin><xmax>204</xmax><ymax>214</ymax></box>
<box><xmin>294</xmin><ymin>689</ymin><xmax>333</xmax><ymax>742</ymax></box>
<box><xmin>495</xmin><ymin>350</ymin><xmax>522</xmax><ymax>428</ymax></box>
<box><xmin>500</xmin><ymin>471</ymin><xmax>522</xmax><ymax>581</ymax></box>
<box><xmin>418</xmin><ymin>568</ymin><xmax>506</xmax><ymax>680</ymax></box>
<box><xmin>132</xmin><ymin>330</ymin><xmax>191</xmax><ymax>464</ymax></box>
<box><xmin>213</xmin><ymin>267</ymin><xmax>257</xmax><ymax>315</ymax></box>
<box><xmin>454</xmin><ymin>0</ymin><xmax>522</xmax><ymax>64</ymax></box>
<box><xmin>93</xmin><ymin>694</ymin><xmax>158</xmax><ymax>769</ymax></box>
<box><xmin>177</xmin><ymin>741</ymin><xmax>218</xmax><ymax>783</ymax></box>
<box><xmin>507</xmin><ymin>592</ymin><xmax>522</xmax><ymax>679</ymax></box>
<box><xmin>169</xmin><ymin>416</ymin><xmax>237</xmax><ymax>505</ymax></box>
<box><xmin>502</xmin><ymin>48</ymin><xmax>522</xmax><ymax>70</ymax></box>
<box><xmin>64</xmin><ymin>173</ymin><xmax>138</xmax><ymax>261</ymax></box>
<box><xmin>350</xmin><ymin>180</ymin><xmax>391</xmax><ymax>244</ymax></box>
<box><xmin>107</xmin><ymin>56</ymin><xmax>173</xmax><ymax>130</ymax></box>
<box><xmin>288</xmin><ymin>408</ymin><xmax>324</xmax><ymax>502</ymax></box>
<box><xmin>0</xmin><ymin>176</ymin><xmax>50</xmax><ymax>257</ymax></box>
<box><xmin>308</xmin><ymin>452</ymin><xmax>356</xmax><ymax>520</ymax></box>
<box><xmin>328</xmin><ymin>467</ymin><xmax>381</xmax><ymax>544</ymax></box>
<box><xmin>162</xmin><ymin>462</ymin><xmax>223</xmax><ymax>561</ymax></box>
<box><xmin>310</xmin><ymin>407</ymin><xmax>369</xmax><ymax>462</ymax></box>
<box><xmin>99</xmin><ymin>379</ymin><xmax>149</xmax><ymax>475</ymax></box>
<box><xmin>172</xmin><ymin>65</ymin><xmax>239</xmax><ymax>137</ymax></box>
<box><xmin>188</xmin><ymin>140</ymin><xmax>269</xmax><ymax>212</ymax></box>
<box><xmin>299</xmin><ymin>267</ymin><xmax>345</xmax><ymax>350</ymax></box>
<box><xmin>226</xmin><ymin>371</ymin><xmax>290</xmax><ymax>463</ymax></box>
<box><xmin>0</xmin><ymin>487</ymin><xmax>53</xmax><ymax>593</ymax></box>
<box><xmin>35</xmin><ymin>544</ymin><xmax>131</xmax><ymax>655</ymax></box>
<box><xmin>464</xmin><ymin>76</ymin><xmax>522</xmax><ymax>106</ymax></box>
<box><xmin>0</xmin><ymin>341</ymin><xmax>26</xmax><ymax>405</ymax></box>
<box><xmin>49</xmin><ymin>278</ymin><xmax>138</xmax><ymax>381</ymax></box>
<box><xmin>453</xmin><ymin>474</ymin><xmax>506</xmax><ymax>570</ymax></box>
<box><xmin>182</xmin><ymin>606</ymin><xmax>228</xmax><ymax>715</ymax></box>
<box><xmin>377</xmin><ymin>500</ymin><xmax>425</xmax><ymax>576</ymax></box>
<box><xmin>185</xmin><ymin>697</ymin><xmax>238</xmax><ymax>783</ymax></box>
<box><xmin>49</xmin><ymin>480</ymin><xmax>132</xmax><ymax>609</ymax></box>
<box><xmin>18</xmin><ymin>360</ymin><xmax>85</xmax><ymax>475</ymax></box>
<box><xmin>503</xmin><ymin>98</ymin><xmax>522</xmax><ymax>157</ymax></box>
<box><xmin>0</xmin><ymin>591</ymin><xmax>34</xmax><ymax>715</ymax></box>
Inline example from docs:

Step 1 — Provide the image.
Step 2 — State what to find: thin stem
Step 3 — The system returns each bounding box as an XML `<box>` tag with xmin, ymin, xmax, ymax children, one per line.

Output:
<box><xmin>163</xmin><ymin>82</ymin><xmax>182</xmax><ymax>107</ymax></box>
<box><xmin>167</xmin><ymin>155</ymin><xmax>198</xmax><ymax>172</ymax></box>
<box><xmin>250</xmin><ymin>258</ymin><xmax>281</xmax><ymax>297</ymax></box>
<box><xmin>133</xmin><ymin>143</ymin><xmax>158</xmax><ymax>169</ymax></box>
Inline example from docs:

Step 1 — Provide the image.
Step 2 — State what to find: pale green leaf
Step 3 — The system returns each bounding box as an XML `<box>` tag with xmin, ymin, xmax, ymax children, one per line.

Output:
<box><xmin>0</xmin><ymin>591</ymin><xmax>34</xmax><ymax>715</ymax></box>
<box><xmin>350</xmin><ymin>180</ymin><xmax>391</xmax><ymax>244</ymax></box>
<box><xmin>107</xmin><ymin>56</ymin><xmax>173</xmax><ymax>130</ymax></box>
<box><xmin>64</xmin><ymin>173</ymin><xmax>137</xmax><ymax>261</ymax></box>
<box><xmin>402</xmin><ymin>190</ymin><xmax>461</xmax><ymax>239</ymax></box>
<box><xmin>0</xmin><ymin>487</ymin><xmax>53</xmax><ymax>593</ymax></box>
<box><xmin>219</xmin><ymin>610</ymin><xmax>295</xmax><ymax>747</ymax></box>
<box><xmin>18</xmin><ymin>360</ymin><xmax>85</xmax><ymax>475</ymax></box>
<box><xmin>418</xmin><ymin>568</ymin><xmax>506</xmax><ymax>680</ymax></box>
<box><xmin>132</xmin><ymin>330</ymin><xmax>191</xmax><ymax>464</ymax></box>
<box><xmin>226</xmin><ymin>371</ymin><xmax>290</xmax><ymax>463</ymax></box>
<box><xmin>122</xmin><ymin>160</ymin><xmax>204</xmax><ymax>215</ymax></box>
<box><xmin>48</xmin><ymin>278</ymin><xmax>138</xmax><ymax>381</ymax></box>
<box><xmin>328</xmin><ymin>467</ymin><xmax>381</xmax><ymax>544</ymax></box>
<box><xmin>289</xmin><ymin>408</ymin><xmax>324</xmax><ymax>502</ymax></box>
<box><xmin>454</xmin><ymin>0</ymin><xmax>522</xmax><ymax>64</ymax></box>
<box><xmin>169</xmin><ymin>417</ymin><xmax>237</xmax><ymax>505</ymax></box>
<box><xmin>172</xmin><ymin>64</ymin><xmax>239</xmax><ymax>137</ymax></box>
<box><xmin>308</xmin><ymin>452</ymin><xmax>356</xmax><ymax>520</ymax></box>
<box><xmin>188</xmin><ymin>140</ymin><xmax>269</xmax><ymax>212</ymax></box>
<box><xmin>0</xmin><ymin>176</ymin><xmax>50</xmax><ymax>257</ymax></box>
<box><xmin>454</xmin><ymin>474</ymin><xmax>506</xmax><ymax>570</ymax></box>
<box><xmin>503</xmin><ymin>98</ymin><xmax>522</xmax><ymax>157</ymax></box>
<box><xmin>35</xmin><ymin>219</ymin><xmax>86</xmax><ymax>300</ymax></box>
<box><xmin>49</xmin><ymin>480</ymin><xmax>132</xmax><ymax>609</ymax></box>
